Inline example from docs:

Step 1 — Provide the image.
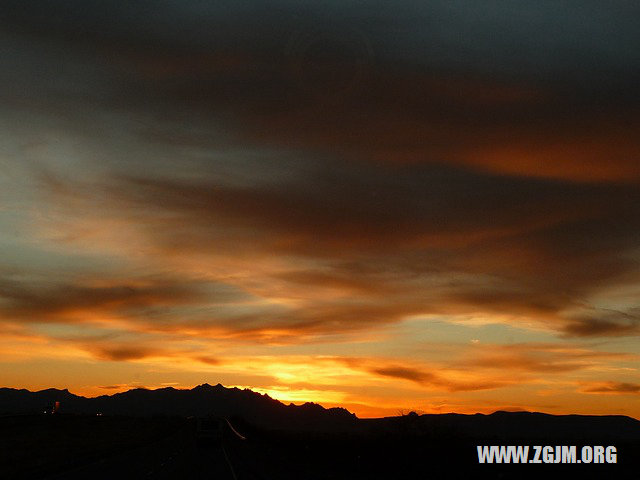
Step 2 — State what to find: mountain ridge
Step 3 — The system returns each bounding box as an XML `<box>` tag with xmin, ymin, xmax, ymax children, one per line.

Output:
<box><xmin>0</xmin><ymin>384</ymin><xmax>356</xmax><ymax>431</ymax></box>
<box><xmin>2</xmin><ymin>384</ymin><xmax>639</xmax><ymax>439</ymax></box>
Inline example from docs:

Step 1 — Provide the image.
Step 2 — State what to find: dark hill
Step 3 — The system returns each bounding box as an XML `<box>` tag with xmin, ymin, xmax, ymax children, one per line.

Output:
<box><xmin>364</xmin><ymin>410</ymin><xmax>640</xmax><ymax>441</ymax></box>
<box><xmin>2</xmin><ymin>385</ymin><xmax>639</xmax><ymax>440</ymax></box>
<box><xmin>0</xmin><ymin>384</ymin><xmax>356</xmax><ymax>431</ymax></box>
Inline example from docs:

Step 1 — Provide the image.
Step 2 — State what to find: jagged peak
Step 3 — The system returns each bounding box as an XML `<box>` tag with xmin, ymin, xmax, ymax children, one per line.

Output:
<box><xmin>192</xmin><ymin>383</ymin><xmax>224</xmax><ymax>391</ymax></box>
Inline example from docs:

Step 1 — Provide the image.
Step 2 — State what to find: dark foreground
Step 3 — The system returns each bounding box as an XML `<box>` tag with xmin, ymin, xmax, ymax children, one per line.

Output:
<box><xmin>2</xmin><ymin>414</ymin><xmax>638</xmax><ymax>480</ymax></box>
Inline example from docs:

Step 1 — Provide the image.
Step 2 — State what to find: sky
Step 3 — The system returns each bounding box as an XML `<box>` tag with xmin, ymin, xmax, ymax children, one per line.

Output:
<box><xmin>0</xmin><ymin>1</ymin><xmax>639</xmax><ymax>418</ymax></box>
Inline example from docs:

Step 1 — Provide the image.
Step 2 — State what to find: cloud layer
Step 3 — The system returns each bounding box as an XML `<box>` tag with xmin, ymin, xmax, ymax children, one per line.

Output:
<box><xmin>1</xmin><ymin>1</ymin><xmax>639</xmax><ymax>417</ymax></box>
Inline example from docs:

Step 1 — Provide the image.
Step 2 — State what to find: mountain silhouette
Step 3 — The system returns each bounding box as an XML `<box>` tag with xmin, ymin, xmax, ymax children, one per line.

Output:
<box><xmin>363</xmin><ymin>410</ymin><xmax>640</xmax><ymax>441</ymax></box>
<box><xmin>0</xmin><ymin>384</ymin><xmax>356</xmax><ymax>431</ymax></box>
<box><xmin>2</xmin><ymin>384</ymin><xmax>640</xmax><ymax>440</ymax></box>
<box><xmin>2</xmin><ymin>385</ymin><xmax>640</xmax><ymax>479</ymax></box>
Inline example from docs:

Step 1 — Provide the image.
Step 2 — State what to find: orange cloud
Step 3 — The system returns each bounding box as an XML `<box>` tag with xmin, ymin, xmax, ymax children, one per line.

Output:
<box><xmin>458</xmin><ymin>343</ymin><xmax>635</xmax><ymax>373</ymax></box>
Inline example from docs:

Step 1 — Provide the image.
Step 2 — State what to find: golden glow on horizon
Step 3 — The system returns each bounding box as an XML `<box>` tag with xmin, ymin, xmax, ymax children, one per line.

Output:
<box><xmin>2</xmin><ymin>338</ymin><xmax>639</xmax><ymax>419</ymax></box>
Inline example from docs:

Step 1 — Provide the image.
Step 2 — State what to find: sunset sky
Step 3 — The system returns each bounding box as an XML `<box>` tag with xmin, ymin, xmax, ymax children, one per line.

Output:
<box><xmin>1</xmin><ymin>1</ymin><xmax>639</xmax><ymax>418</ymax></box>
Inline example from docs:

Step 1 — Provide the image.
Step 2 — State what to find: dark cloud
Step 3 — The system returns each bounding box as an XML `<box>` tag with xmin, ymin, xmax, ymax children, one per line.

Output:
<box><xmin>2</xmin><ymin>1</ymin><xmax>639</xmax><ymax>341</ymax></box>
<box><xmin>562</xmin><ymin>310</ymin><xmax>640</xmax><ymax>337</ymax></box>
<box><xmin>563</xmin><ymin>319</ymin><xmax>640</xmax><ymax>337</ymax></box>
<box><xmin>115</xmin><ymin>161</ymin><xmax>640</xmax><ymax>256</ymax></box>
<box><xmin>366</xmin><ymin>362</ymin><xmax>506</xmax><ymax>392</ymax></box>
<box><xmin>0</xmin><ymin>273</ymin><xmax>251</xmax><ymax>328</ymax></box>
<box><xmin>20</xmin><ymin>155</ymin><xmax>639</xmax><ymax>339</ymax></box>
<box><xmin>2</xmin><ymin>1</ymin><xmax>639</xmax><ymax>182</ymax></box>
<box><xmin>583</xmin><ymin>382</ymin><xmax>640</xmax><ymax>394</ymax></box>
<box><xmin>3</xmin><ymin>1</ymin><xmax>639</xmax><ymax>79</ymax></box>
<box><xmin>92</xmin><ymin>344</ymin><xmax>159</xmax><ymax>361</ymax></box>
<box><xmin>98</xmin><ymin>163</ymin><xmax>640</xmax><ymax>337</ymax></box>
<box><xmin>372</xmin><ymin>366</ymin><xmax>434</xmax><ymax>383</ymax></box>
<box><xmin>0</xmin><ymin>279</ymin><xmax>192</xmax><ymax>319</ymax></box>
<box><xmin>196</xmin><ymin>356</ymin><xmax>220</xmax><ymax>366</ymax></box>
<box><xmin>363</xmin><ymin>346</ymin><xmax>633</xmax><ymax>393</ymax></box>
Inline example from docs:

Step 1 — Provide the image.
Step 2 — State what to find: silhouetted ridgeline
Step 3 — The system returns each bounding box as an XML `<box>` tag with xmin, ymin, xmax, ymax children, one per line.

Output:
<box><xmin>2</xmin><ymin>384</ymin><xmax>639</xmax><ymax>440</ymax></box>
<box><xmin>360</xmin><ymin>411</ymin><xmax>640</xmax><ymax>441</ymax></box>
<box><xmin>0</xmin><ymin>384</ymin><xmax>356</xmax><ymax>431</ymax></box>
